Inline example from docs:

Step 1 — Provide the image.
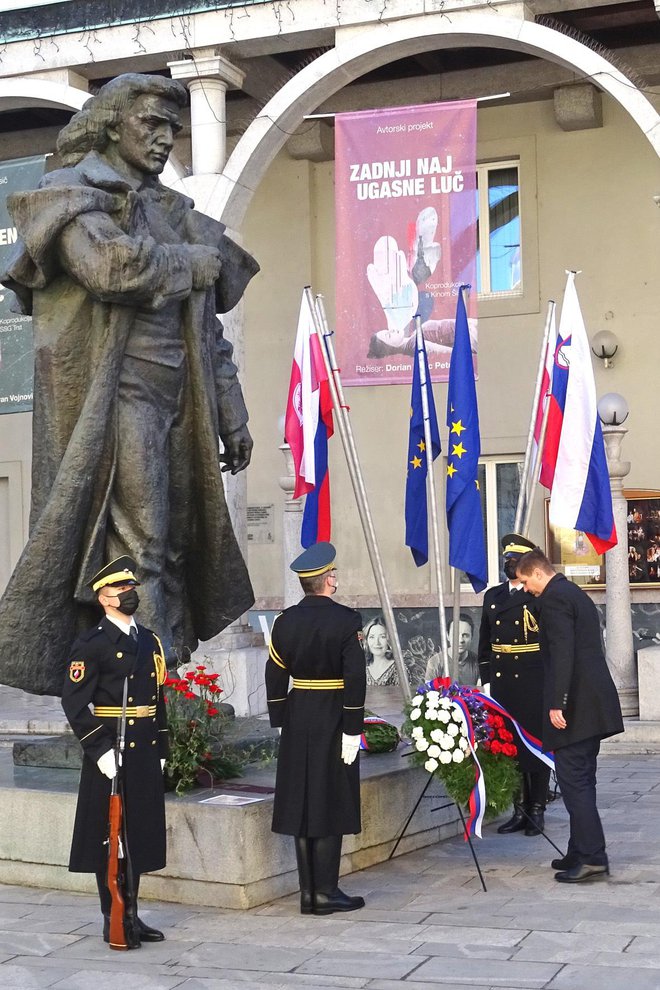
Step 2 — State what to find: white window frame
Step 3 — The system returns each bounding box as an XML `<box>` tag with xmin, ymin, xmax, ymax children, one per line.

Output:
<box><xmin>476</xmin><ymin>135</ymin><xmax>540</xmax><ymax>319</ymax></box>
<box><xmin>476</xmin><ymin>158</ymin><xmax>522</xmax><ymax>299</ymax></box>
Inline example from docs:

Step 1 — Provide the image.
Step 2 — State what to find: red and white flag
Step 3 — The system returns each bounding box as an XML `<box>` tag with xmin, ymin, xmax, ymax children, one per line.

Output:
<box><xmin>532</xmin><ymin>304</ymin><xmax>559</xmax><ymax>489</ymax></box>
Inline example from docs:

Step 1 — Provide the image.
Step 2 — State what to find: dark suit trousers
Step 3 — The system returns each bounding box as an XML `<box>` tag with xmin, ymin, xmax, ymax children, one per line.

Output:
<box><xmin>554</xmin><ymin>736</ymin><xmax>607</xmax><ymax>865</ymax></box>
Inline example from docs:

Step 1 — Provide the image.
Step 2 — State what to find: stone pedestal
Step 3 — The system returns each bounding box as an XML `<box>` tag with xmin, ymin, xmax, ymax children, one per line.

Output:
<box><xmin>637</xmin><ymin>645</ymin><xmax>660</xmax><ymax>721</ymax></box>
<box><xmin>193</xmin><ymin>626</ymin><xmax>267</xmax><ymax>718</ymax></box>
<box><xmin>603</xmin><ymin>425</ymin><xmax>638</xmax><ymax>715</ymax></box>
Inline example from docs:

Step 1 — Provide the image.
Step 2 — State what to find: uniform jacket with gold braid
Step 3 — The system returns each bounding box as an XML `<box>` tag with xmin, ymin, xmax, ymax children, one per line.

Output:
<box><xmin>265</xmin><ymin>595</ymin><xmax>366</xmax><ymax>837</ymax></box>
<box><xmin>61</xmin><ymin>616</ymin><xmax>168</xmax><ymax>874</ymax></box>
<box><xmin>477</xmin><ymin>582</ymin><xmax>544</xmax><ymax>772</ymax></box>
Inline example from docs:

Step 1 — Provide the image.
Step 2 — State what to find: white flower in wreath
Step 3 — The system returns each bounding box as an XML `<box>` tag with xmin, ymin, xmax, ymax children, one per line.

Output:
<box><xmin>459</xmin><ymin>737</ymin><xmax>469</xmax><ymax>752</ymax></box>
<box><xmin>415</xmin><ymin>737</ymin><xmax>430</xmax><ymax>752</ymax></box>
<box><xmin>451</xmin><ymin>708</ymin><xmax>464</xmax><ymax>724</ymax></box>
<box><xmin>425</xmin><ymin>757</ymin><xmax>439</xmax><ymax>773</ymax></box>
<box><xmin>430</xmin><ymin>729</ymin><xmax>444</xmax><ymax>743</ymax></box>
<box><xmin>427</xmin><ymin>744</ymin><xmax>441</xmax><ymax>759</ymax></box>
<box><xmin>426</xmin><ymin>691</ymin><xmax>440</xmax><ymax>707</ymax></box>
<box><xmin>440</xmin><ymin>735</ymin><xmax>454</xmax><ymax>750</ymax></box>
<box><xmin>411</xmin><ymin>694</ymin><xmax>423</xmax><ymax>707</ymax></box>
<box><xmin>439</xmin><ymin>751</ymin><xmax>452</xmax><ymax>764</ymax></box>
<box><xmin>446</xmin><ymin>723</ymin><xmax>460</xmax><ymax>737</ymax></box>
<box><xmin>410</xmin><ymin>709</ymin><xmax>421</xmax><ymax>721</ymax></box>
<box><xmin>459</xmin><ymin>723</ymin><xmax>468</xmax><ymax>737</ymax></box>
<box><xmin>452</xmin><ymin>749</ymin><xmax>465</xmax><ymax>763</ymax></box>
<box><xmin>425</xmin><ymin>709</ymin><xmax>438</xmax><ymax>721</ymax></box>
<box><xmin>436</xmin><ymin>710</ymin><xmax>451</xmax><ymax>724</ymax></box>
<box><xmin>411</xmin><ymin>726</ymin><xmax>424</xmax><ymax>739</ymax></box>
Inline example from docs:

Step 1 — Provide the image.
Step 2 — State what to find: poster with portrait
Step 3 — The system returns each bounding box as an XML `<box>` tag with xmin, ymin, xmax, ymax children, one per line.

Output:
<box><xmin>0</xmin><ymin>154</ymin><xmax>47</xmax><ymax>414</ymax></box>
<box><xmin>334</xmin><ymin>100</ymin><xmax>477</xmax><ymax>386</ymax></box>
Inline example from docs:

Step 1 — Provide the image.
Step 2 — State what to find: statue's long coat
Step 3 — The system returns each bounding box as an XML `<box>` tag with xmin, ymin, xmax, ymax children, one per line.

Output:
<box><xmin>0</xmin><ymin>152</ymin><xmax>259</xmax><ymax>695</ymax></box>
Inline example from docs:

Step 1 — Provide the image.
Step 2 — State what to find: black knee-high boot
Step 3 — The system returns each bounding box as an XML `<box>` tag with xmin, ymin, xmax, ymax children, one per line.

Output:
<box><xmin>311</xmin><ymin>835</ymin><xmax>365</xmax><ymax>916</ymax></box>
<box><xmin>294</xmin><ymin>837</ymin><xmax>314</xmax><ymax>915</ymax></box>
<box><xmin>498</xmin><ymin>772</ymin><xmax>530</xmax><ymax>834</ymax></box>
<box><xmin>525</xmin><ymin>767</ymin><xmax>551</xmax><ymax>836</ymax></box>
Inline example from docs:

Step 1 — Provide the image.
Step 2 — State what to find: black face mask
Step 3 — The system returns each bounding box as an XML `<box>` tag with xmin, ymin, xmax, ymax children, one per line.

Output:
<box><xmin>503</xmin><ymin>557</ymin><xmax>520</xmax><ymax>581</ymax></box>
<box><xmin>116</xmin><ymin>588</ymin><xmax>140</xmax><ymax>615</ymax></box>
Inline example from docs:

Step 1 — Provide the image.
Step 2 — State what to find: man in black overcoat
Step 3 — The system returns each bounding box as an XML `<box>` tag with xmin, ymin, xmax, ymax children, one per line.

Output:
<box><xmin>265</xmin><ymin>542</ymin><xmax>367</xmax><ymax>915</ymax></box>
<box><xmin>61</xmin><ymin>556</ymin><xmax>169</xmax><ymax>945</ymax></box>
<box><xmin>478</xmin><ymin>533</ymin><xmax>550</xmax><ymax>836</ymax></box>
<box><xmin>517</xmin><ymin>548</ymin><xmax>624</xmax><ymax>883</ymax></box>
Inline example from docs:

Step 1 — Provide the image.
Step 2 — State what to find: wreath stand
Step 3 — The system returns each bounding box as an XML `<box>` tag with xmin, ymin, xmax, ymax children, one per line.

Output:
<box><xmin>388</xmin><ymin>766</ymin><xmax>564</xmax><ymax>893</ymax></box>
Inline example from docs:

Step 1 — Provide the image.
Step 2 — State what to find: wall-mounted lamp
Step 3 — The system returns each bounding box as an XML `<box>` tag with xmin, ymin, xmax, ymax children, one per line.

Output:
<box><xmin>591</xmin><ymin>329</ymin><xmax>619</xmax><ymax>369</ymax></box>
<box><xmin>597</xmin><ymin>392</ymin><xmax>629</xmax><ymax>427</ymax></box>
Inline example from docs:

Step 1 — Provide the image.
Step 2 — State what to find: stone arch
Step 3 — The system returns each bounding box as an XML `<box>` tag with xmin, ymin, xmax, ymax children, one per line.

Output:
<box><xmin>201</xmin><ymin>10</ymin><xmax>660</xmax><ymax>229</ymax></box>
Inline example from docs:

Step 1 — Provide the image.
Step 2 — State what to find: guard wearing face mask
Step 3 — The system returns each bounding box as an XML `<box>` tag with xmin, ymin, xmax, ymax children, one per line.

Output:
<box><xmin>61</xmin><ymin>556</ymin><xmax>169</xmax><ymax>946</ymax></box>
<box><xmin>477</xmin><ymin>534</ymin><xmax>550</xmax><ymax>836</ymax></box>
<box><xmin>266</xmin><ymin>542</ymin><xmax>367</xmax><ymax>916</ymax></box>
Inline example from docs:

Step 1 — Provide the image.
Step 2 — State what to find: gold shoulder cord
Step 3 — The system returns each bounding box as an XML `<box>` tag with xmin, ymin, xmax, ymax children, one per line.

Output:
<box><xmin>153</xmin><ymin>634</ymin><xmax>167</xmax><ymax>689</ymax></box>
<box><xmin>523</xmin><ymin>606</ymin><xmax>539</xmax><ymax>642</ymax></box>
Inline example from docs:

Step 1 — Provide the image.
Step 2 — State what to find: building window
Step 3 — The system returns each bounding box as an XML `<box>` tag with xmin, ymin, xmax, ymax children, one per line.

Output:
<box><xmin>476</xmin><ymin>160</ymin><xmax>521</xmax><ymax>297</ymax></box>
<box><xmin>456</xmin><ymin>456</ymin><xmax>523</xmax><ymax>589</ymax></box>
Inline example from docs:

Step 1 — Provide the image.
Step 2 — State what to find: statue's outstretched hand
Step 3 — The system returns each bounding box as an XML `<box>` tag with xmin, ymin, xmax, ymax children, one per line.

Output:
<box><xmin>220</xmin><ymin>425</ymin><xmax>253</xmax><ymax>474</ymax></box>
<box><xmin>189</xmin><ymin>245</ymin><xmax>222</xmax><ymax>289</ymax></box>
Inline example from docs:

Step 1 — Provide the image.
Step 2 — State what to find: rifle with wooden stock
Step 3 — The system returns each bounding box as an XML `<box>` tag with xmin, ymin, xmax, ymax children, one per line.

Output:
<box><xmin>106</xmin><ymin>678</ymin><xmax>139</xmax><ymax>950</ymax></box>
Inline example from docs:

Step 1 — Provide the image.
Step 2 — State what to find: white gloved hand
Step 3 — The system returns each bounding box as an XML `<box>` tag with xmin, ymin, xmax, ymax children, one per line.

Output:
<box><xmin>97</xmin><ymin>750</ymin><xmax>117</xmax><ymax>779</ymax></box>
<box><xmin>341</xmin><ymin>733</ymin><xmax>361</xmax><ymax>766</ymax></box>
<box><xmin>160</xmin><ymin>759</ymin><xmax>166</xmax><ymax>772</ymax></box>
<box><xmin>481</xmin><ymin>682</ymin><xmax>491</xmax><ymax>697</ymax></box>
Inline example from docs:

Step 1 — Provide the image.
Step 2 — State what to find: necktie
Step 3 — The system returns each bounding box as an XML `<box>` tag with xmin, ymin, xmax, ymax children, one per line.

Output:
<box><xmin>129</xmin><ymin>627</ymin><xmax>138</xmax><ymax>642</ymax></box>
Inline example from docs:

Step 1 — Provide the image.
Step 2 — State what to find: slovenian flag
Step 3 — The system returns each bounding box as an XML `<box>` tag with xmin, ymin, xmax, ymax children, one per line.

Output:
<box><xmin>532</xmin><ymin>304</ymin><xmax>561</xmax><ymax>489</ymax></box>
<box><xmin>548</xmin><ymin>272</ymin><xmax>617</xmax><ymax>554</ymax></box>
<box><xmin>284</xmin><ymin>290</ymin><xmax>334</xmax><ymax>547</ymax></box>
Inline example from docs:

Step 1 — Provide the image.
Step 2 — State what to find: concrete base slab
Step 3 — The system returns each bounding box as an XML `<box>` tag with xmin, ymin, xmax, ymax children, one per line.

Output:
<box><xmin>0</xmin><ymin>747</ymin><xmax>463</xmax><ymax>910</ymax></box>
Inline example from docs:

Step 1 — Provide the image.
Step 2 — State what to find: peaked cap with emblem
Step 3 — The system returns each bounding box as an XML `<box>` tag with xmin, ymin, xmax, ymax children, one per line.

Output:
<box><xmin>501</xmin><ymin>533</ymin><xmax>538</xmax><ymax>558</ymax></box>
<box><xmin>290</xmin><ymin>541</ymin><xmax>336</xmax><ymax>578</ymax></box>
<box><xmin>89</xmin><ymin>555</ymin><xmax>140</xmax><ymax>593</ymax></box>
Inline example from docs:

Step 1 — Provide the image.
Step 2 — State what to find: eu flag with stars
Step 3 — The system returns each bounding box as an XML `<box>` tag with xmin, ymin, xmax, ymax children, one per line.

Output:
<box><xmin>445</xmin><ymin>289</ymin><xmax>488</xmax><ymax>592</ymax></box>
<box><xmin>405</xmin><ymin>330</ymin><xmax>441</xmax><ymax>566</ymax></box>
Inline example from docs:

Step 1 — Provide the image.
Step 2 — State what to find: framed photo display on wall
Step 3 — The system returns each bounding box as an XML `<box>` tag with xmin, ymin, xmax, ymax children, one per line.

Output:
<box><xmin>544</xmin><ymin>491</ymin><xmax>660</xmax><ymax>589</ymax></box>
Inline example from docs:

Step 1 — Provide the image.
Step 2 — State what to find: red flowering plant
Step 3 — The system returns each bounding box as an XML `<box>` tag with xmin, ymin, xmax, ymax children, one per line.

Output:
<box><xmin>402</xmin><ymin>681</ymin><xmax>521</xmax><ymax>821</ymax></box>
<box><xmin>163</xmin><ymin>665</ymin><xmax>243</xmax><ymax>795</ymax></box>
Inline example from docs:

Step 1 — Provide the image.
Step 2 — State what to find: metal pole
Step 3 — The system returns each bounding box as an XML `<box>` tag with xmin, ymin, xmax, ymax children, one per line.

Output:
<box><xmin>309</xmin><ymin>290</ymin><xmax>411</xmax><ymax>701</ymax></box>
<box><xmin>513</xmin><ymin>301</ymin><xmax>555</xmax><ymax>533</ymax></box>
<box><xmin>521</xmin><ymin>387</ymin><xmax>552</xmax><ymax>539</ymax></box>
<box><xmin>451</xmin><ymin>571</ymin><xmax>461</xmax><ymax>683</ymax></box>
<box><xmin>414</xmin><ymin>316</ymin><xmax>449</xmax><ymax>678</ymax></box>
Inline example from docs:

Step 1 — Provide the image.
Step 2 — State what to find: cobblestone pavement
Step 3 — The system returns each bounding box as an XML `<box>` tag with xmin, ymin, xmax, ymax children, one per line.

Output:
<box><xmin>0</xmin><ymin>753</ymin><xmax>658</xmax><ymax>989</ymax></box>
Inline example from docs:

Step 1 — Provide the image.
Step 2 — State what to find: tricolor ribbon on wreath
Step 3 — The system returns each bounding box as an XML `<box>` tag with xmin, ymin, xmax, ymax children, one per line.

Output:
<box><xmin>421</xmin><ymin>676</ymin><xmax>555</xmax><ymax>839</ymax></box>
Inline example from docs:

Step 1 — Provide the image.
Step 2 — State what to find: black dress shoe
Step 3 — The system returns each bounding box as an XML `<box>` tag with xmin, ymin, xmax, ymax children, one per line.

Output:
<box><xmin>136</xmin><ymin>916</ymin><xmax>165</xmax><ymax>942</ymax></box>
<box><xmin>555</xmin><ymin>863</ymin><xmax>609</xmax><ymax>883</ymax></box>
<box><xmin>497</xmin><ymin>807</ymin><xmax>526</xmax><ymax>834</ymax></box>
<box><xmin>524</xmin><ymin>804</ymin><xmax>545</xmax><ymax>837</ymax></box>
<box><xmin>551</xmin><ymin>854</ymin><xmax>579</xmax><ymax>871</ymax></box>
<box><xmin>312</xmin><ymin>888</ymin><xmax>365</xmax><ymax>915</ymax></box>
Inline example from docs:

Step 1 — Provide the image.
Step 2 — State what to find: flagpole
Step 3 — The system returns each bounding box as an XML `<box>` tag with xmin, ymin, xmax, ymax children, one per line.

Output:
<box><xmin>449</xmin><ymin>284</ymin><xmax>473</xmax><ymax>684</ymax></box>
<box><xmin>513</xmin><ymin>300</ymin><xmax>555</xmax><ymax>534</ymax></box>
<box><xmin>309</xmin><ymin>289</ymin><xmax>412</xmax><ymax>701</ymax></box>
<box><xmin>522</xmin><ymin>388</ymin><xmax>552</xmax><ymax>538</ymax></box>
<box><xmin>414</xmin><ymin>316</ymin><xmax>450</xmax><ymax>678</ymax></box>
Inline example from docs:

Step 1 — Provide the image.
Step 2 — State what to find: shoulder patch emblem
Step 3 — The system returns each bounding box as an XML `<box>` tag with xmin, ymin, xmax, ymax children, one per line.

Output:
<box><xmin>69</xmin><ymin>661</ymin><xmax>85</xmax><ymax>682</ymax></box>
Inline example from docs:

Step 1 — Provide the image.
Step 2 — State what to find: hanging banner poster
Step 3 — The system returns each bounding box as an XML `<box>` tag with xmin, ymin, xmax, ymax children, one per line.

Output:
<box><xmin>0</xmin><ymin>154</ymin><xmax>47</xmax><ymax>414</ymax></box>
<box><xmin>335</xmin><ymin>101</ymin><xmax>477</xmax><ymax>386</ymax></box>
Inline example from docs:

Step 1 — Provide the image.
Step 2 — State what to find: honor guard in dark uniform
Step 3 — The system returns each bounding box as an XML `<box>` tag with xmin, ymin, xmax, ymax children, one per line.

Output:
<box><xmin>61</xmin><ymin>556</ymin><xmax>168</xmax><ymax>945</ymax></box>
<box><xmin>266</xmin><ymin>542</ymin><xmax>367</xmax><ymax>916</ymax></box>
<box><xmin>477</xmin><ymin>533</ymin><xmax>550</xmax><ymax>836</ymax></box>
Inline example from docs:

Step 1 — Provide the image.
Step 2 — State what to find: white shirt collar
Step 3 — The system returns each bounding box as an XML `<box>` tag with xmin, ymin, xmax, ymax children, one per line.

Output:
<box><xmin>106</xmin><ymin>614</ymin><xmax>137</xmax><ymax>637</ymax></box>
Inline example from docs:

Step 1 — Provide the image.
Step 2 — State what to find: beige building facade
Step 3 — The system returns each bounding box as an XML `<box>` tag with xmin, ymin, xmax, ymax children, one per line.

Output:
<box><xmin>0</xmin><ymin>0</ymin><xmax>657</xmax><ymax>621</ymax></box>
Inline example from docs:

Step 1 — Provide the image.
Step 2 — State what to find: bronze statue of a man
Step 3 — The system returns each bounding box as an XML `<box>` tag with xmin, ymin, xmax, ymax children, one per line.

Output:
<box><xmin>0</xmin><ymin>73</ymin><xmax>259</xmax><ymax>694</ymax></box>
